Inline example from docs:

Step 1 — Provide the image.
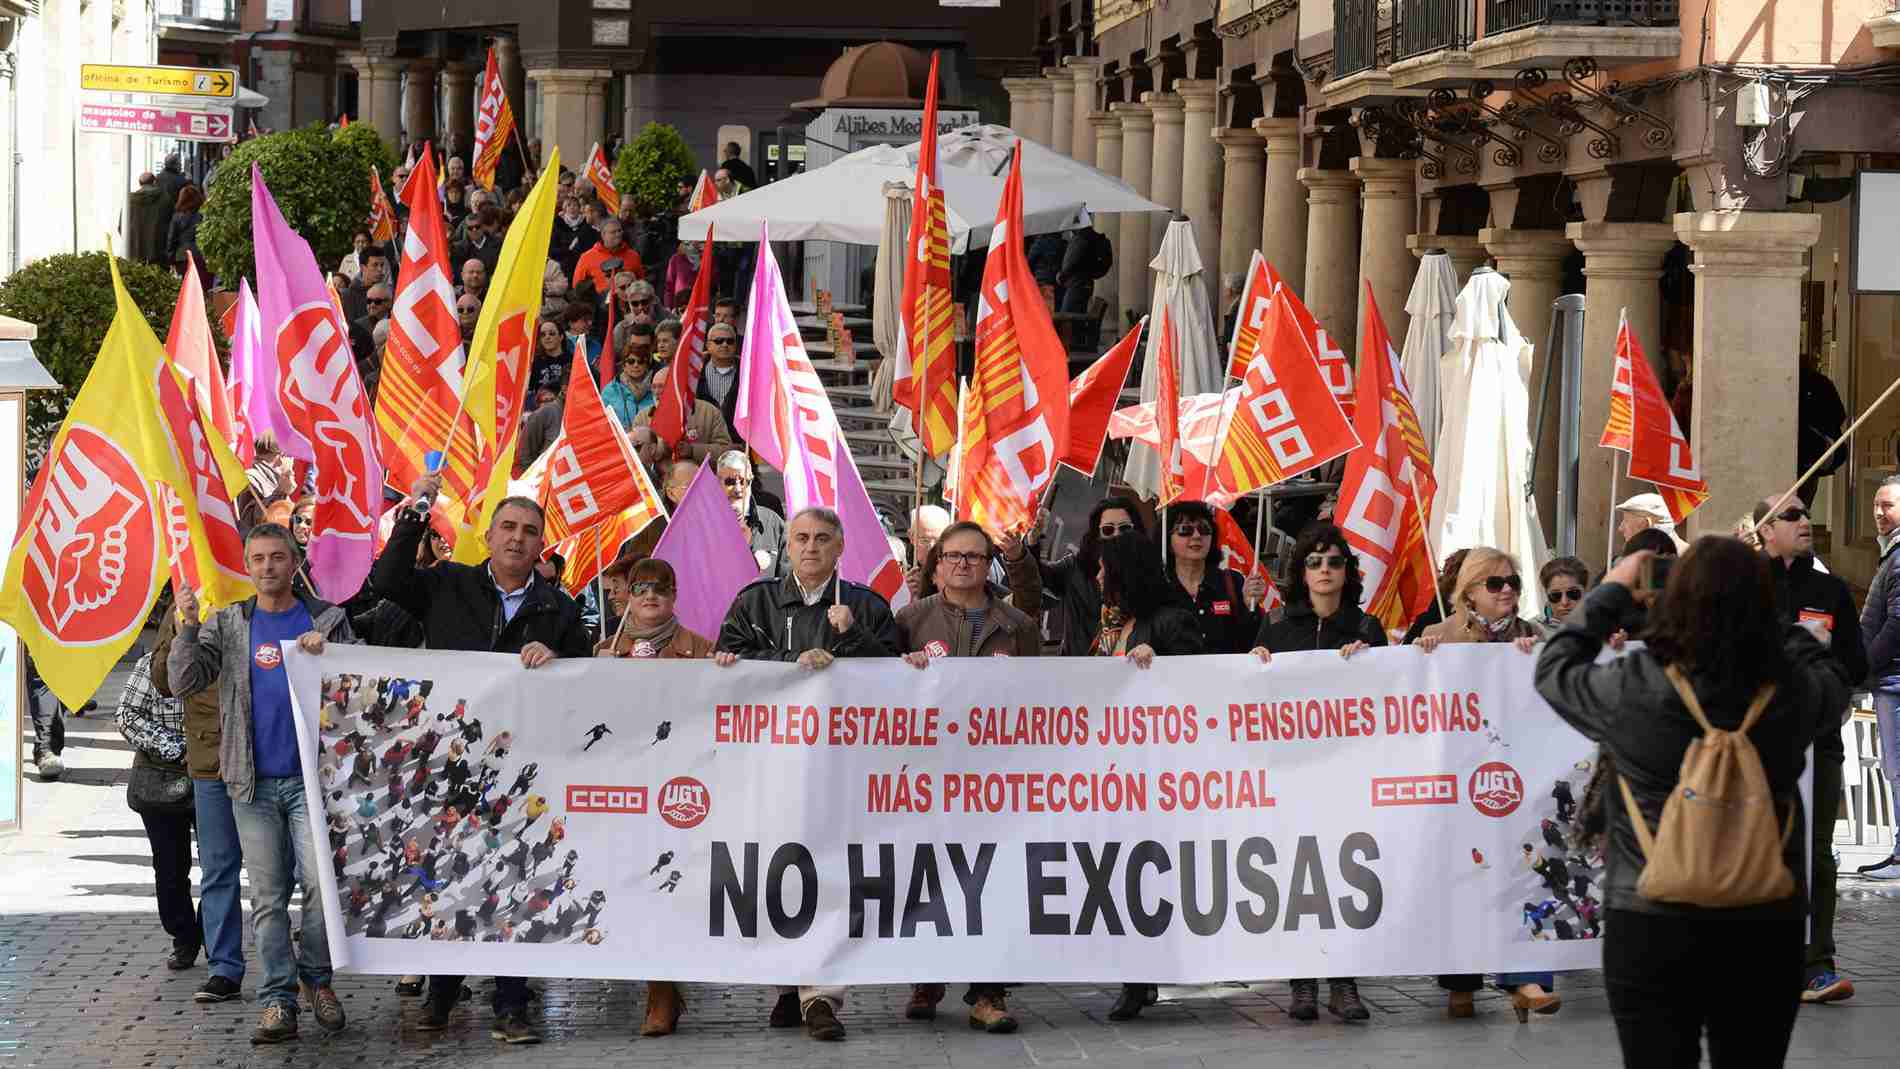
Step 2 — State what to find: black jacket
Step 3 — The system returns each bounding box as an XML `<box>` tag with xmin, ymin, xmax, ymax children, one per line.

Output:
<box><xmin>1769</xmin><ymin>553</ymin><xmax>1865</xmax><ymax>757</ymax></box>
<box><xmin>1255</xmin><ymin>600</ymin><xmax>1388</xmax><ymax>655</ymax></box>
<box><xmin>1861</xmin><ymin>537</ymin><xmax>1900</xmax><ymax>689</ymax></box>
<box><xmin>1040</xmin><ymin>553</ymin><xmax>1102</xmax><ymax>657</ymax></box>
<box><xmin>744</xmin><ymin>502</ymin><xmax>787</xmax><ymax>579</ymax></box>
<box><xmin>1101</xmin><ymin>607</ymin><xmax>1205</xmax><ymax>657</ymax></box>
<box><xmin>1535</xmin><ymin>583</ymin><xmax>1842</xmax><ymax>915</ymax></box>
<box><xmin>716</xmin><ymin>573</ymin><xmax>898</xmax><ymax>661</ymax></box>
<box><xmin>1166</xmin><ymin>567</ymin><xmax>1261</xmax><ymax>654</ymax></box>
<box><xmin>371</xmin><ymin>512</ymin><xmax>592</xmax><ymax>657</ymax></box>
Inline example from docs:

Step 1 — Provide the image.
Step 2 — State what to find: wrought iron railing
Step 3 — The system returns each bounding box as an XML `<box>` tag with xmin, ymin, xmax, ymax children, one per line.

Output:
<box><xmin>1485</xmin><ymin>0</ymin><xmax>1679</xmax><ymax>35</ymax></box>
<box><xmin>1397</xmin><ymin>0</ymin><xmax>1477</xmax><ymax>60</ymax></box>
<box><xmin>155</xmin><ymin>0</ymin><xmax>238</xmax><ymax>27</ymax></box>
<box><xmin>1334</xmin><ymin>0</ymin><xmax>1381</xmax><ymax>78</ymax></box>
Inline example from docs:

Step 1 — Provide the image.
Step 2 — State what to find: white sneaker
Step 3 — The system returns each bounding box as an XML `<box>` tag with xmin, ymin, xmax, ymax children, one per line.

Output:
<box><xmin>36</xmin><ymin>753</ymin><xmax>65</xmax><ymax>780</ymax></box>
<box><xmin>1854</xmin><ymin>855</ymin><xmax>1900</xmax><ymax>880</ymax></box>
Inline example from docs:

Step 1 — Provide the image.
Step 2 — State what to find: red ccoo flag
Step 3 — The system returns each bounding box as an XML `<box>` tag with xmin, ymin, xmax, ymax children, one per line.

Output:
<box><xmin>1335</xmin><ymin>283</ymin><xmax>1439</xmax><ymax>630</ymax></box>
<box><xmin>651</xmin><ymin>226</ymin><xmax>714</xmax><ymax>449</ymax></box>
<box><xmin>1613</xmin><ymin>310</ymin><xmax>1709</xmax><ymax>523</ymax></box>
<box><xmin>539</xmin><ymin>346</ymin><xmax>667</xmax><ymax>547</ymax></box>
<box><xmin>585</xmin><ymin>142</ymin><xmax>620</xmax><ymax>215</ymax></box>
<box><xmin>951</xmin><ymin>142</ymin><xmax>1071</xmax><ymax>533</ymax></box>
<box><xmin>1060</xmin><ymin>317</ymin><xmax>1144</xmax><ymax>478</ymax></box>
<box><xmin>891</xmin><ymin>51</ymin><xmax>958</xmax><ymax>458</ymax></box>
<box><xmin>471</xmin><ymin>48</ymin><xmax>516</xmax><ymax>192</ymax></box>
<box><xmin>1226</xmin><ymin>250</ymin><xmax>1355</xmax><ymax>418</ymax></box>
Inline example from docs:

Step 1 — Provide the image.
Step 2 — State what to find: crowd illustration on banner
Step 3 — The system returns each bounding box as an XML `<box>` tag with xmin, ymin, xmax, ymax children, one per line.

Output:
<box><xmin>2</xmin><ymin>36</ymin><xmax>1883</xmax><ymax>1069</ymax></box>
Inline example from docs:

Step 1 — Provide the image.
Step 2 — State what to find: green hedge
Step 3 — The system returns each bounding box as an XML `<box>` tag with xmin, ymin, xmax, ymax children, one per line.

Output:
<box><xmin>0</xmin><ymin>252</ymin><xmax>180</xmax><ymax>439</ymax></box>
<box><xmin>612</xmin><ymin>122</ymin><xmax>696</xmax><ymax>218</ymax></box>
<box><xmin>333</xmin><ymin>122</ymin><xmax>399</xmax><ymax>192</ymax></box>
<box><xmin>198</xmin><ymin>124</ymin><xmax>373</xmax><ymax>285</ymax></box>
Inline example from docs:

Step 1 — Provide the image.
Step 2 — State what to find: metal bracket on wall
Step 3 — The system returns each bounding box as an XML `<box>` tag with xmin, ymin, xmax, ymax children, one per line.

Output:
<box><xmin>1572</xmin><ymin>59</ymin><xmax>1677</xmax><ymax>152</ymax></box>
<box><xmin>1392</xmin><ymin>97</ymin><xmax>1478</xmax><ymax>179</ymax></box>
<box><xmin>1515</xmin><ymin>66</ymin><xmax>1621</xmax><ymax>161</ymax></box>
<box><xmin>1426</xmin><ymin>87</ymin><xmax>1531</xmax><ymax>169</ymax></box>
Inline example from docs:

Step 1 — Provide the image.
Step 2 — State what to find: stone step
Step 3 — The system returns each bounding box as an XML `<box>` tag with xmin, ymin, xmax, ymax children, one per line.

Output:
<box><xmin>829</xmin><ymin>384</ymin><xmax>876</xmax><ymax>408</ymax></box>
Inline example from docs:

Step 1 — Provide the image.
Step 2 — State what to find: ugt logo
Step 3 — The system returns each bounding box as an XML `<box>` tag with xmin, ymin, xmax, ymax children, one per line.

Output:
<box><xmin>658</xmin><ymin>776</ymin><xmax>710</xmax><ymax>829</ymax></box>
<box><xmin>1469</xmin><ymin>761</ymin><xmax>1524</xmax><ymax>818</ymax></box>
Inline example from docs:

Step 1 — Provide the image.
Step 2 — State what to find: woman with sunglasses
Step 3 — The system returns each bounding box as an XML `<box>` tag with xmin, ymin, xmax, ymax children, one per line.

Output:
<box><xmin>1246</xmin><ymin>524</ymin><xmax>1385</xmax><ymax>1022</ymax></box>
<box><xmin>1091</xmin><ymin>533</ymin><xmax>1205</xmax><ymax>1021</ymax></box>
<box><xmin>1033</xmin><ymin>496</ymin><xmax>1147</xmax><ymax>656</ymax></box>
<box><xmin>1163</xmin><ymin>500</ymin><xmax>1265</xmax><ymax>653</ymax></box>
<box><xmin>1540</xmin><ymin>557</ymin><xmax>1590</xmax><ymax>627</ymax></box>
<box><xmin>1413</xmin><ymin>547</ymin><xmax>1554</xmax><ymax>1019</ymax></box>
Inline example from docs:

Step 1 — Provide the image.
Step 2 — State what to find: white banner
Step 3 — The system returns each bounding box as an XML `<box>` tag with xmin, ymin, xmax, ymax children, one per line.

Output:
<box><xmin>288</xmin><ymin>644</ymin><xmax>1609</xmax><ymax>983</ymax></box>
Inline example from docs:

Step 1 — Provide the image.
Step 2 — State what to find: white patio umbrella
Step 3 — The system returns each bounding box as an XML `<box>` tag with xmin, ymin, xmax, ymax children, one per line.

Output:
<box><xmin>870</xmin><ymin>180</ymin><xmax>910</xmax><ymax>413</ymax></box>
<box><xmin>1122</xmin><ymin>220</ymin><xmax>1223</xmax><ymax>501</ymax></box>
<box><xmin>678</xmin><ymin>125</ymin><xmax>1166</xmax><ymax>252</ymax></box>
<box><xmin>1401</xmin><ymin>250</ymin><xmax>1460</xmax><ymax>458</ymax></box>
<box><xmin>1431</xmin><ymin>268</ymin><xmax>1550</xmax><ymax>617</ymax></box>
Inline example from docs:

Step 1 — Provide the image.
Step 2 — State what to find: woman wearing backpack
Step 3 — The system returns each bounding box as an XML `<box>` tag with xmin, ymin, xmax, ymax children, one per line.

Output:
<box><xmin>1535</xmin><ymin>538</ymin><xmax>1843</xmax><ymax>1068</ymax></box>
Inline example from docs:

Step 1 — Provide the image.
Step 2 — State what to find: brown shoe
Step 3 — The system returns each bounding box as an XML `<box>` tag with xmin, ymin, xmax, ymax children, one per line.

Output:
<box><xmin>905</xmin><ymin>983</ymin><xmax>946</xmax><ymax>1021</ymax></box>
<box><xmin>968</xmin><ymin>993</ymin><xmax>1018</xmax><ymax>1034</ymax></box>
<box><xmin>804</xmin><ymin>999</ymin><xmax>846</xmax><ymax>1041</ymax></box>
<box><xmin>251</xmin><ymin>1004</ymin><xmax>298</xmax><ymax>1045</ymax></box>
<box><xmin>309</xmin><ymin>985</ymin><xmax>346</xmax><ymax>1033</ymax></box>
<box><xmin>641</xmin><ymin>981</ymin><xmax>683</xmax><ymax>1037</ymax></box>
<box><xmin>1447</xmin><ymin>990</ymin><xmax>1476</xmax><ymax>1019</ymax></box>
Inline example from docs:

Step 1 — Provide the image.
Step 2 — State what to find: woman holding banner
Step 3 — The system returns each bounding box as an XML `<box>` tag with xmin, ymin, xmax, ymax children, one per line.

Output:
<box><xmin>1249</xmin><ymin>523</ymin><xmax>1385</xmax><ymax>1022</ymax></box>
<box><xmin>1163</xmin><ymin>501</ymin><xmax>1264</xmax><ymax>654</ymax></box>
<box><xmin>1092</xmin><ymin>534</ymin><xmax>1204</xmax><ymax>1021</ymax></box>
<box><xmin>1414</xmin><ymin>547</ymin><xmax>1556</xmax><ymax>1019</ymax></box>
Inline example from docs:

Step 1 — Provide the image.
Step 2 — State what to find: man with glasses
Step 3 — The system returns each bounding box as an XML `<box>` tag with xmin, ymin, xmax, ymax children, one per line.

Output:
<box><xmin>342</xmin><ymin>248</ymin><xmax>390</xmax><ymax>323</ymax></box>
<box><xmin>698</xmin><ymin>322</ymin><xmax>743</xmax><ymax>439</ymax></box>
<box><xmin>454</xmin><ymin>294</ymin><xmax>482</xmax><ymax>347</ymax></box>
<box><xmin>1754</xmin><ymin>494</ymin><xmax>1867</xmax><ymax>1005</ymax></box>
<box><xmin>717</xmin><ymin>450</ymin><xmax>784</xmax><ymax>576</ymax></box>
<box><xmin>350</xmin><ymin>283</ymin><xmax>392</xmax><ymax>369</ymax></box>
<box><xmin>893</xmin><ymin>520</ymin><xmax>1037</xmax><ymax>1033</ymax></box>
<box><xmin>620</xmin><ymin>278</ymin><xmax>658</xmax><ymax>326</ymax></box>
<box><xmin>455</xmin><ymin>206</ymin><xmax>505</xmax><ymax>278</ymax></box>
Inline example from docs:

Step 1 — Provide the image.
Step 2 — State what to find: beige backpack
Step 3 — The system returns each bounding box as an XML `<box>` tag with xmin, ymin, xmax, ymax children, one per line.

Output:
<box><xmin>1616</xmin><ymin>665</ymin><xmax>1796</xmax><ymax>908</ymax></box>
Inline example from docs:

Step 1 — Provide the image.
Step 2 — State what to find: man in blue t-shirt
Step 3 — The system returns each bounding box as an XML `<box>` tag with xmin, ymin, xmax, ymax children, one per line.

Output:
<box><xmin>168</xmin><ymin>523</ymin><xmax>357</xmax><ymax>1045</ymax></box>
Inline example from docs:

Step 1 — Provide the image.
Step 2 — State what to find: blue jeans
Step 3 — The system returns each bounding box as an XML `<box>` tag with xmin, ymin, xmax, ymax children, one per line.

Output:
<box><xmin>1874</xmin><ymin>690</ymin><xmax>1900</xmax><ymax>853</ymax></box>
<box><xmin>1496</xmin><ymin>972</ymin><xmax>1555</xmax><ymax>990</ymax></box>
<box><xmin>193</xmin><ymin>779</ymin><xmax>246</xmax><ymax>982</ymax></box>
<box><xmin>230</xmin><ymin>776</ymin><xmax>330</xmax><ymax>1008</ymax></box>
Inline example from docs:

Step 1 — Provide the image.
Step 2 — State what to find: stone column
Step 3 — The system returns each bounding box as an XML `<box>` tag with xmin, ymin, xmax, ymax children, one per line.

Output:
<box><xmin>348</xmin><ymin>54</ymin><xmax>403</xmax><ymax>152</ymax></box>
<box><xmin>1144</xmin><ymin>91</ymin><xmax>1184</xmax><ymax>258</ymax></box>
<box><xmin>1674</xmin><ymin>211</ymin><xmax>1824</xmax><ymax>540</ymax></box>
<box><xmin>1565</xmin><ymin>222</ymin><xmax>1678</xmax><ymax>571</ymax></box>
<box><xmin>1482</xmin><ymin>227</ymin><xmax>1575</xmax><ymax>543</ymax></box>
<box><xmin>494</xmin><ymin>36</ymin><xmax>526</xmax><ymax>143</ymax></box>
<box><xmin>1176</xmin><ymin>80</ymin><xmax>1222</xmax><ymax>290</ymax></box>
<box><xmin>1046</xmin><ymin>68</ymin><xmax>1074</xmax><ymax>162</ymax></box>
<box><xmin>1299</xmin><ymin>168</ymin><xmax>1361</xmax><ymax>359</ymax></box>
<box><xmin>1114</xmin><ymin>101</ymin><xmax>1156</xmax><ymax>326</ymax></box>
<box><xmin>402</xmin><ymin>58</ymin><xmax>438</xmax><ymax>148</ymax></box>
<box><xmin>440</xmin><ymin>61</ymin><xmax>477</xmax><ymax>165</ymax></box>
<box><xmin>1216</xmin><ymin>127</ymin><xmax>1267</xmax><ymax>288</ymax></box>
<box><xmin>1004</xmin><ymin>78</ymin><xmax>1054</xmax><ymax>146</ymax></box>
<box><xmin>1065</xmin><ymin>57</ymin><xmax>1103</xmax><ymax>163</ymax></box>
<box><xmin>1089</xmin><ymin>111</ymin><xmax>1124</xmax><ymax>323</ymax></box>
<box><xmin>527</xmin><ymin>68</ymin><xmax>613</xmax><ymax>176</ymax></box>
<box><xmin>1253</xmin><ymin>117</ymin><xmax>1307</xmax><ymax>299</ymax></box>
<box><xmin>1353</xmin><ymin>156</ymin><xmax>1417</xmax><ymax>355</ymax></box>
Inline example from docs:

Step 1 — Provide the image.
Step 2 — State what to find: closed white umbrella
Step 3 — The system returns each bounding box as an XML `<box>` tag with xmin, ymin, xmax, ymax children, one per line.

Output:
<box><xmin>1431</xmin><ymin>268</ymin><xmax>1550</xmax><ymax>617</ymax></box>
<box><xmin>1122</xmin><ymin>219</ymin><xmax>1222</xmax><ymax>501</ymax></box>
<box><xmin>869</xmin><ymin>180</ymin><xmax>910</xmax><ymax>413</ymax></box>
<box><xmin>1401</xmin><ymin>250</ymin><xmax>1460</xmax><ymax>457</ymax></box>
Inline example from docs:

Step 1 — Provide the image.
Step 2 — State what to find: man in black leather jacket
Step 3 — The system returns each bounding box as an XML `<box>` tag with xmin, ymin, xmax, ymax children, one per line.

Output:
<box><xmin>714</xmin><ymin>506</ymin><xmax>896</xmax><ymax>1040</ymax></box>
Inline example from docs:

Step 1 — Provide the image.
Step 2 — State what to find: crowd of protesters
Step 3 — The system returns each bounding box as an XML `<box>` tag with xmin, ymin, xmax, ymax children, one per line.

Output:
<box><xmin>50</xmin><ymin>135</ymin><xmax>1874</xmax><ymax>1069</ymax></box>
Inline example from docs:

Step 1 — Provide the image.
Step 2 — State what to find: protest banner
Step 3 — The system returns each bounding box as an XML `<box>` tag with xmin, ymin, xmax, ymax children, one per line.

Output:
<box><xmin>290</xmin><ymin>642</ymin><xmax>1611</xmax><ymax>983</ymax></box>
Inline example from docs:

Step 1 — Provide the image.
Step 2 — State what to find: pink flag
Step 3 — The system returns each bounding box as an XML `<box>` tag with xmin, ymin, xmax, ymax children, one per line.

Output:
<box><xmin>734</xmin><ymin>226</ymin><xmax>907</xmax><ymax>608</ymax></box>
<box><xmin>228</xmin><ymin>278</ymin><xmax>307</xmax><ymax>463</ymax></box>
<box><xmin>250</xmin><ymin>163</ymin><xmax>385</xmax><ymax>600</ymax></box>
<box><xmin>652</xmin><ymin>459</ymin><xmax>760</xmax><ymax>640</ymax></box>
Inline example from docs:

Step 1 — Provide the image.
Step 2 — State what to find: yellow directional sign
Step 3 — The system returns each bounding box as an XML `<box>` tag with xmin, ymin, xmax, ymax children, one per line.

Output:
<box><xmin>80</xmin><ymin>63</ymin><xmax>237</xmax><ymax>99</ymax></box>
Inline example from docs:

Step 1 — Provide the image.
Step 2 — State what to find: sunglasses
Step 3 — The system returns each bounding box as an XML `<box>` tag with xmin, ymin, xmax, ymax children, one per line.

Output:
<box><xmin>722</xmin><ymin>476</ymin><xmax>751</xmax><ymax>488</ymax></box>
<box><xmin>1546</xmin><ymin>587</ymin><xmax>1584</xmax><ymax>603</ymax></box>
<box><xmin>628</xmin><ymin>298</ymin><xmax>654</xmax><ymax>308</ymax></box>
<box><xmin>1099</xmin><ymin>521</ymin><xmax>1136</xmax><ymax>538</ymax></box>
<box><xmin>1775</xmin><ymin>508</ymin><xmax>1809</xmax><ymax>523</ymax></box>
<box><xmin>1305</xmin><ymin>553</ymin><xmax>1348</xmax><ymax>570</ymax></box>
<box><xmin>939</xmin><ymin>551</ymin><xmax>990</xmax><ymax>567</ymax></box>
<box><xmin>1172</xmin><ymin>522</ymin><xmax>1213</xmax><ymax>538</ymax></box>
<box><xmin>710</xmin><ymin>336</ymin><xmax>737</xmax><ymax>346</ymax></box>
<box><xmin>1483</xmin><ymin>574</ymin><xmax>1524</xmax><ymax>594</ymax></box>
<box><xmin>629</xmin><ymin>581</ymin><xmax>673</xmax><ymax>597</ymax></box>
<box><xmin>367</xmin><ymin>296</ymin><xmax>390</xmax><ymax>305</ymax></box>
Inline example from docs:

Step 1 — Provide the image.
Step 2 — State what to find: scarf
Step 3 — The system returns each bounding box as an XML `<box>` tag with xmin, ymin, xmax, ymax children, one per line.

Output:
<box><xmin>620</xmin><ymin>615</ymin><xmax>681</xmax><ymax>658</ymax></box>
<box><xmin>1093</xmin><ymin>604</ymin><xmax>1127</xmax><ymax>656</ymax></box>
<box><xmin>1466</xmin><ymin>608</ymin><xmax>1518</xmax><ymax>639</ymax></box>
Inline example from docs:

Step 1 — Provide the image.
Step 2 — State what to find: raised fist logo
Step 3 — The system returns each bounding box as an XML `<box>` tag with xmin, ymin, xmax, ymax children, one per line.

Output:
<box><xmin>22</xmin><ymin>425</ymin><xmax>157</xmax><ymax>643</ymax></box>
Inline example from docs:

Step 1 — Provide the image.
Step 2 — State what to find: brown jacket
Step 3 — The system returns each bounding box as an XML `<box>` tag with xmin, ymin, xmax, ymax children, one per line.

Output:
<box><xmin>601</xmin><ymin>623</ymin><xmax>716</xmax><ymax>659</ymax></box>
<box><xmin>634</xmin><ymin>397</ymin><xmax>734</xmax><ymax>463</ymax></box>
<box><xmin>1417</xmin><ymin>612</ymin><xmax>1547</xmax><ymax>646</ymax></box>
<box><xmin>896</xmin><ymin>592</ymin><xmax>1042</xmax><ymax>659</ymax></box>
<box><xmin>150</xmin><ymin>610</ymin><xmax>224</xmax><ymax>780</ymax></box>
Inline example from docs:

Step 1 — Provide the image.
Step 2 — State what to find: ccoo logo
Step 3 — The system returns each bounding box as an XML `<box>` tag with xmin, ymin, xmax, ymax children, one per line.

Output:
<box><xmin>658</xmin><ymin>776</ymin><xmax>710</xmax><ymax>829</ymax></box>
<box><xmin>1469</xmin><ymin>761</ymin><xmax>1524</xmax><ymax>818</ymax></box>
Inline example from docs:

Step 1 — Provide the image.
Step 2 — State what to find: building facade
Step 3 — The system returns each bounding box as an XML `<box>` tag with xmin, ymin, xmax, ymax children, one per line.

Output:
<box><xmin>1017</xmin><ymin>0</ymin><xmax>1900</xmax><ymax>587</ymax></box>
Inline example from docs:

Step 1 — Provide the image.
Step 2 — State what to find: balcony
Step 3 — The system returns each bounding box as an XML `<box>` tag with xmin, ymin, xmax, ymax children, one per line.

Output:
<box><xmin>1389</xmin><ymin>0</ymin><xmax>1479</xmax><ymax>89</ymax></box>
<box><xmin>1472</xmin><ymin>0</ymin><xmax>1681</xmax><ymax>71</ymax></box>
<box><xmin>1871</xmin><ymin>0</ymin><xmax>1900</xmax><ymax>51</ymax></box>
<box><xmin>1327</xmin><ymin>0</ymin><xmax>1425</xmax><ymax>106</ymax></box>
<box><xmin>156</xmin><ymin>0</ymin><xmax>238</xmax><ymax>30</ymax></box>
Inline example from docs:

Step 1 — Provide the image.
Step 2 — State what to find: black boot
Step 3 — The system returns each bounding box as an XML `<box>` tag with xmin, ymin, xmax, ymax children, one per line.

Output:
<box><xmin>1288</xmin><ymin>978</ymin><xmax>1320</xmax><ymax>1022</ymax></box>
<box><xmin>1107</xmin><ymin>983</ymin><xmax>1156</xmax><ymax>1021</ymax></box>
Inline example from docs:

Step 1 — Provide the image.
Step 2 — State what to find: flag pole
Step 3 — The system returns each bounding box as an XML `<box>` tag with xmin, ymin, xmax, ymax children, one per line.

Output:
<box><xmin>1407</xmin><ymin>473</ymin><xmax>1447</xmax><ymax>622</ymax></box>
<box><xmin>1756</xmin><ymin>371</ymin><xmax>1900</xmax><ymax>538</ymax></box>
<box><xmin>1250</xmin><ymin>489</ymin><xmax>1267</xmax><ymax>612</ymax></box>
<box><xmin>949</xmin><ymin>375</ymin><xmax>967</xmax><ymax>521</ymax></box>
<box><xmin>1606</xmin><ymin>465</ymin><xmax>1621</xmax><ymax>566</ymax></box>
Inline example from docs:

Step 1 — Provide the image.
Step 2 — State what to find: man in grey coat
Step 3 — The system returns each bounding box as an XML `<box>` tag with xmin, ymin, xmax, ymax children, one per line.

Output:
<box><xmin>168</xmin><ymin>523</ymin><xmax>356</xmax><ymax>1044</ymax></box>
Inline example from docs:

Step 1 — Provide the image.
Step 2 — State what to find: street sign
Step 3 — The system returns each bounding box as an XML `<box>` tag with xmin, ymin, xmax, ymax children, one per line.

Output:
<box><xmin>79</xmin><ymin>102</ymin><xmax>236</xmax><ymax>143</ymax></box>
<box><xmin>80</xmin><ymin>63</ymin><xmax>237</xmax><ymax>99</ymax></box>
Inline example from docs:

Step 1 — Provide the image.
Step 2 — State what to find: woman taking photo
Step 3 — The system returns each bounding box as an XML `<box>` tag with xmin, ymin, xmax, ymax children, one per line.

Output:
<box><xmin>1249</xmin><ymin>524</ymin><xmax>1384</xmax><ymax>1022</ymax></box>
<box><xmin>1092</xmin><ymin>533</ymin><xmax>1204</xmax><ymax>1021</ymax></box>
<box><xmin>1036</xmin><ymin>495</ymin><xmax>1148</xmax><ymax>656</ymax></box>
<box><xmin>1536</xmin><ymin>539</ymin><xmax>1841</xmax><ymax>1067</ymax></box>
<box><xmin>1414</xmin><ymin>547</ymin><xmax>1552</xmax><ymax>1018</ymax></box>
<box><xmin>1162</xmin><ymin>500</ymin><xmax>1265</xmax><ymax>653</ymax></box>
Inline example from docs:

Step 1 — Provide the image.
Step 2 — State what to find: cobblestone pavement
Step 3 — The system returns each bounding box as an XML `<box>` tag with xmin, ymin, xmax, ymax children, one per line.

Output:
<box><xmin>5</xmin><ymin>658</ymin><xmax>1899</xmax><ymax>1067</ymax></box>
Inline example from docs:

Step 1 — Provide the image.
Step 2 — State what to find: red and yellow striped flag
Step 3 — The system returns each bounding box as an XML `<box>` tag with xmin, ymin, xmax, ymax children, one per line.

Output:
<box><xmin>890</xmin><ymin>51</ymin><xmax>958</xmax><ymax>458</ymax></box>
<box><xmin>471</xmin><ymin>48</ymin><xmax>515</xmax><ymax>192</ymax></box>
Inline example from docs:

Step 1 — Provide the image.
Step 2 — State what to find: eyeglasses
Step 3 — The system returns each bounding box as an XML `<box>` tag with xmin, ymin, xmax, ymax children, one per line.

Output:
<box><xmin>1546</xmin><ymin>587</ymin><xmax>1584</xmax><ymax>603</ymax></box>
<box><xmin>1305</xmin><ymin>553</ymin><xmax>1348</xmax><ymax>571</ymax></box>
<box><xmin>1775</xmin><ymin>508</ymin><xmax>1809</xmax><ymax>523</ymax></box>
<box><xmin>940</xmin><ymin>551</ymin><xmax>990</xmax><ymax>567</ymax></box>
<box><xmin>709</xmin><ymin>336</ymin><xmax>737</xmax><ymax>346</ymax></box>
<box><xmin>629</xmin><ymin>298</ymin><xmax>654</xmax><ymax>308</ymax></box>
<box><xmin>367</xmin><ymin>296</ymin><xmax>390</xmax><ymax>305</ymax></box>
<box><xmin>629</xmin><ymin>581</ymin><xmax>673</xmax><ymax>597</ymax></box>
<box><xmin>292</xmin><ymin>514</ymin><xmax>314</xmax><ymax>527</ymax></box>
<box><xmin>721</xmin><ymin>476</ymin><xmax>751</xmax><ymax>488</ymax></box>
<box><xmin>1483</xmin><ymin>574</ymin><xmax>1524</xmax><ymax>594</ymax></box>
<box><xmin>1172</xmin><ymin>522</ymin><xmax>1213</xmax><ymax>538</ymax></box>
<box><xmin>1099</xmin><ymin>521</ymin><xmax>1135</xmax><ymax>538</ymax></box>
<box><xmin>457</xmin><ymin>305</ymin><xmax>480</xmax><ymax>315</ymax></box>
